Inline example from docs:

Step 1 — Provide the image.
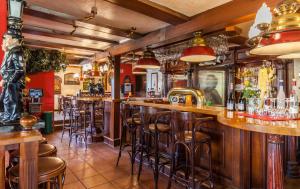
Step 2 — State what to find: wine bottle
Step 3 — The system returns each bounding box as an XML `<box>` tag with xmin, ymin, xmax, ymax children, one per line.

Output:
<box><xmin>238</xmin><ymin>92</ymin><xmax>246</xmax><ymax>111</ymax></box>
<box><xmin>289</xmin><ymin>79</ymin><xmax>298</xmax><ymax>118</ymax></box>
<box><xmin>227</xmin><ymin>83</ymin><xmax>235</xmax><ymax>111</ymax></box>
<box><xmin>277</xmin><ymin>80</ymin><xmax>286</xmax><ymax>110</ymax></box>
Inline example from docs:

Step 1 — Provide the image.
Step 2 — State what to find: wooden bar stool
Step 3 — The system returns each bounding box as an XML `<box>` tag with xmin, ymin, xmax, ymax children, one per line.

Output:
<box><xmin>167</xmin><ymin>111</ymin><xmax>214</xmax><ymax>189</ymax></box>
<box><xmin>137</xmin><ymin>106</ymin><xmax>172</xmax><ymax>189</ymax></box>
<box><xmin>61</xmin><ymin>96</ymin><xmax>72</xmax><ymax>142</ymax></box>
<box><xmin>116</xmin><ymin>103</ymin><xmax>142</xmax><ymax>175</ymax></box>
<box><xmin>10</xmin><ymin>144</ymin><xmax>57</xmax><ymax>166</ymax></box>
<box><xmin>8</xmin><ymin>157</ymin><xmax>66</xmax><ymax>189</ymax></box>
<box><xmin>69</xmin><ymin>98</ymin><xmax>91</xmax><ymax>149</ymax></box>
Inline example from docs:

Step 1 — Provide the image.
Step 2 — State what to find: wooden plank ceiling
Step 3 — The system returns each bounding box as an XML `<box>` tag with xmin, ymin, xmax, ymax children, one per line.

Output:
<box><xmin>23</xmin><ymin>0</ymin><xmax>278</xmax><ymax>62</ymax></box>
<box><xmin>22</xmin><ymin>0</ymin><xmax>239</xmax><ymax>62</ymax></box>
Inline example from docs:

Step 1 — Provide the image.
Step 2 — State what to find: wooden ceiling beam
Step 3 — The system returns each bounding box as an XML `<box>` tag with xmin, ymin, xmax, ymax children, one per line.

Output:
<box><xmin>22</xmin><ymin>27</ymin><xmax>119</xmax><ymax>45</ymax></box>
<box><xmin>103</xmin><ymin>0</ymin><xmax>189</xmax><ymax>25</ymax></box>
<box><xmin>24</xmin><ymin>39</ymin><xmax>103</xmax><ymax>52</ymax></box>
<box><xmin>97</xmin><ymin>0</ymin><xmax>281</xmax><ymax>59</ymax></box>
<box><xmin>23</xmin><ymin>8</ymin><xmax>143</xmax><ymax>39</ymax></box>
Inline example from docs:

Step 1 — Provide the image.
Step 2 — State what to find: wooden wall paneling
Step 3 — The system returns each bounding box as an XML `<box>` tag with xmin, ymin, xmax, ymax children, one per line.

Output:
<box><xmin>251</xmin><ymin>132</ymin><xmax>267</xmax><ymax>189</ymax></box>
<box><xmin>198</xmin><ymin>120</ymin><xmax>237</xmax><ymax>187</ymax></box>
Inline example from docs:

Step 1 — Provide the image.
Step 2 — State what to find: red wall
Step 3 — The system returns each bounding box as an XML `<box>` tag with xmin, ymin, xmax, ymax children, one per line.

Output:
<box><xmin>0</xmin><ymin>0</ymin><xmax>7</xmax><ymax>63</ymax></box>
<box><xmin>120</xmin><ymin>63</ymin><xmax>135</xmax><ymax>84</ymax></box>
<box><xmin>26</xmin><ymin>71</ymin><xmax>55</xmax><ymax>112</ymax></box>
<box><xmin>120</xmin><ymin>63</ymin><xmax>136</xmax><ymax>91</ymax></box>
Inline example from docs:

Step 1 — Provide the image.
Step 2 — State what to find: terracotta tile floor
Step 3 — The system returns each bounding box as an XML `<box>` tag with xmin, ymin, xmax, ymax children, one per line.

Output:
<box><xmin>47</xmin><ymin>131</ymin><xmax>300</xmax><ymax>189</ymax></box>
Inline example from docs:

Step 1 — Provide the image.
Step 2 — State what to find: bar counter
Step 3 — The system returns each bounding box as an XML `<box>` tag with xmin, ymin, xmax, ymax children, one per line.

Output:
<box><xmin>126</xmin><ymin>100</ymin><xmax>296</xmax><ymax>189</ymax></box>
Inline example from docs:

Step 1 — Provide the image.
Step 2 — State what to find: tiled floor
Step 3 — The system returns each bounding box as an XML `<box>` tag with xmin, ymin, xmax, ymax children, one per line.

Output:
<box><xmin>47</xmin><ymin>131</ymin><xmax>300</xmax><ymax>189</ymax></box>
<box><xmin>48</xmin><ymin>131</ymin><xmax>185</xmax><ymax>189</ymax></box>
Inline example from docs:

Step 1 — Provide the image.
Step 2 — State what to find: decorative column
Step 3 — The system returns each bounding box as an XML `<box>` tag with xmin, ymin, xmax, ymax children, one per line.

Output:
<box><xmin>107</xmin><ymin>55</ymin><xmax>121</xmax><ymax>147</ymax></box>
<box><xmin>267</xmin><ymin>134</ymin><xmax>284</xmax><ymax>189</ymax></box>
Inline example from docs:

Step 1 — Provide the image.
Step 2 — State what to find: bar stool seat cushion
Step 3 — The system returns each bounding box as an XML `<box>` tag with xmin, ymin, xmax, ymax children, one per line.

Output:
<box><xmin>126</xmin><ymin>118</ymin><xmax>142</xmax><ymax>125</ymax></box>
<box><xmin>39</xmin><ymin>144</ymin><xmax>57</xmax><ymax>157</ymax></box>
<box><xmin>184</xmin><ymin>131</ymin><xmax>210</xmax><ymax>142</ymax></box>
<box><xmin>39</xmin><ymin>137</ymin><xmax>48</xmax><ymax>144</ymax></box>
<box><xmin>9</xmin><ymin>157</ymin><xmax>66</xmax><ymax>181</ymax></box>
<box><xmin>11</xmin><ymin>144</ymin><xmax>57</xmax><ymax>158</ymax></box>
<box><xmin>149</xmin><ymin>123</ymin><xmax>170</xmax><ymax>132</ymax></box>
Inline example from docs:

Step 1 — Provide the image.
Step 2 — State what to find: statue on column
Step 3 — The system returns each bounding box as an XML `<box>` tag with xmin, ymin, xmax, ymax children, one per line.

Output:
<box><xmin>0</xmin><ymin>22</ymin><xmax>25</xmax><ymax>124</ymax></box>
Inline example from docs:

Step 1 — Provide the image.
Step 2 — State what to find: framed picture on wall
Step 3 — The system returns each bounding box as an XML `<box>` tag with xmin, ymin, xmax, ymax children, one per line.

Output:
<box><xmin>54</xmin><ymin>75</ymin><xmax>62</xmax><ymax>94</ymax></box>
<box><xmin>151</xmin><ymin>73</ymin><xmax>158</xmax><ymax>91</ymax></box>
<box><xmin>198</xmin><ymin>70</ymin><xmax>225</xmax><ymax>106</ymax></box>
<box><xmin>64</xmin><ymin>73</ymin><xmax>80</xmax><ymax>85</ymax></box>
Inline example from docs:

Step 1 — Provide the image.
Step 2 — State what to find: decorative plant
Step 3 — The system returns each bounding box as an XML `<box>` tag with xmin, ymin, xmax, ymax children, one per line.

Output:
<box><xmin>242</xmin><ymin>80</ymin><xmax>260</xmax><ymax>99</ymax></box>
<box><xmin>24</xmin><ymin>47</ymin><xmax>68</xmax><ymax>74</ymax></box>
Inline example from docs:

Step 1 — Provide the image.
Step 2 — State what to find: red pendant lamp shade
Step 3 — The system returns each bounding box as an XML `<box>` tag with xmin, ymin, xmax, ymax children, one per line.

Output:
<box><xmin>250</xmin><ymin>30</ymin><xmax>300</xmax><ymax>56</ymax></box>
<box><xmin>180</xmin><ymin>32</ymin><xmax>216</xmax><ymax>63</ymax></box>
<box><xmin>135</xmin><ymin>48</ymin><xmax>160</xmax><ymax>69</ymax></box>
<box><xmin>249</xmin><ymin>0</ymin><xmax>300</xmax><ymax>56</ymax></box>
<box><xmin>132</xmin><ymin>67</ymin><xmax>147</xmax><ymax>75</ymax></box>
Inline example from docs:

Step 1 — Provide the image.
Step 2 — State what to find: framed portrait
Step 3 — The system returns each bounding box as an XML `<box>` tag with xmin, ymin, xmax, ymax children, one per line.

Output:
<box><xmin>64</xmin><ymin>73</ymin><xmax>80</xmax><ymax>85</ymax></box>
<box><xmin>54</xmin><ymin>75</ymin><xmax>62</xmax><ymax>94</ymax></box>
<box><xmin>151</xmin><ymin>73</ymin><xmax>158</xmax><ymax>91</ymax></box>
<box><xmin>198</xmin><ymin>70</ymin><xmax>226</xmax><ymax>106</ymax></box>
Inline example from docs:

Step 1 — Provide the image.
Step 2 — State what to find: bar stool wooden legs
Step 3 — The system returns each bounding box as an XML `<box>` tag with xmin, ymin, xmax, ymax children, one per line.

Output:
<box><xmin>116</xmin><ymin>104</ymin><xmax>141</xmax><ymax>175</ymax></box>
<box><xmin>137</xmin><ymin>107</ymin><xmax>172</xmax><ymax>189</ymax></box>
<box><xmin>167</xmin><ymin>111</ymin><xmax>214</xmax><ymax>189</ymax></box>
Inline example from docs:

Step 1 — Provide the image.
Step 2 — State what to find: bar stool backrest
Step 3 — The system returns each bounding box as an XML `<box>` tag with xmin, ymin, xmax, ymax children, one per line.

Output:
<box><xmin>172</xmin><ymin>111</ymin><xmax>195</xmax><ymax>141</ymax></box>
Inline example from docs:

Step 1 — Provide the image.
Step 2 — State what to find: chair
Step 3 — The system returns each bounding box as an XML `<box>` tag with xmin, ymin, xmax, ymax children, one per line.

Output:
<box><xmin>69</xmin><ymin>98</ymin><xmax>91</xmax><ymax>149</ymax></box>
<box><xmin>137</xmin><ymin>106</ymin><xmax>172</xmax><ymax>189</ymax></box>
<box><xmin>8</xmin><ymin>157</ymin><xmax>66</xmax><ymax>189</ymax></box>
<box><xmin>61</xmin><ymin>96</ymin><xmax>72</xmax><ymax>142</ymax></box>
<box><xmin>116</xmin><ymin>103</ymin><xmax>142</xmax><ymax>174</ymax></box>
<box><xmin>167</xmin><ymin>111</ymin><xmax>214</xmax><ymax>189</ymax></box>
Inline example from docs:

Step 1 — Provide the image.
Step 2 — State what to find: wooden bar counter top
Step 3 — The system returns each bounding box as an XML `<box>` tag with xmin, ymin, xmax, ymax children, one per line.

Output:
<box><xmin>127</xmin><ymin>101</ymin><xmax>300</xmax><ymax>136</ymax></box>
<box><xmin>126</xmin><ymin>100</ymin><xmax>298</xmax><ymax>189</ymax></box>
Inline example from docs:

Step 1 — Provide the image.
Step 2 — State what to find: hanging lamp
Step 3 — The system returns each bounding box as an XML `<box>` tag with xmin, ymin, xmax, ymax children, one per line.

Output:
<box><xmin>91</xmin><ymin>61</ymin><xmax>100</xmax><ymax>77</ymax></box>
<box><xmin>180</xmin><ymin>31</ymin><xmax>216</xmax><ymax>63</ymax></box>
<box><xmin>134</xmin><ymin>48</ymin><xmax>160</xmax><ymax>69</ymax></box>
<box><xmin>132</xmin><ymin>67</ymin><xmax>147</xmax><ymax>75</ymax></box>
<box><xmin>249</xmin><ymin>0</ymin><xmax>300</xmax><ymax>56</ymax></box>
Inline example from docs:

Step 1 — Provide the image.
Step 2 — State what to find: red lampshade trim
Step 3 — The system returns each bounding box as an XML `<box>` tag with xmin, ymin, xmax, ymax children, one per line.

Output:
<box><xmin>250</xmin><ymin>30</ymin><xmax>300</xmax><ymax>55</ymax></box>
<box><xmin>132</xmin><ymin>67</ymin><xmax>147</xmax><ymax>75</ymax></box>
<box><xmin>135</xmin><ymin>58</ymin><xmax>160</xmax><ymax>69</ymax></box>
<box><xmin>180</xmin><ymin>46</ymin><xmax>216</xmax><ymax>62</ymax></box>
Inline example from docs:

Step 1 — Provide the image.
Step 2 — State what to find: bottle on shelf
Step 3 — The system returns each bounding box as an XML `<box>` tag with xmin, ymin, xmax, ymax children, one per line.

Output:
<box><xmin>289</xmin><ymin>79</ymin><xmax>299</xmax><ymax>118</ymax></box>
<box><xmin>226</xmin><ymin>83</ymin><xmax>235</xmax><ymax>111</ymax></box>
<box><xmin>277</xmin><ymin>80</ymin><xmax>286</xmax><ymax>110</ymax></box>
<box><xmin>262</xmin><ymin>83</ymin><xmax>273</xmax><ymax>115</ymax></box>
<box><xmin>238</xmin><ymin>92</ymin><xmax>246</xmax><ymax>111</ymax></box>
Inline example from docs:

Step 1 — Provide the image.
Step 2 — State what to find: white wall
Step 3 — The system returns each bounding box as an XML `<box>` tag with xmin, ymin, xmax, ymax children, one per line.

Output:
<box><xmin>146</xmin><ymin>69</ymin><xmax>162</xmax><ymax>94</ymax></box>
<box><xmin>54</xmin><ymin>66</ymin><xmax>83</xmax><ymax>109</ymax></box>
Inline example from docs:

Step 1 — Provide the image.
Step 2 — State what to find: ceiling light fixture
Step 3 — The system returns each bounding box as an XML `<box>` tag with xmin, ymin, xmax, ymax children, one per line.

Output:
<box><xmin>180</xmin><ymin>31</ymin><xmax>216</xmax><ymax>63</ymax></box>
<box><xmin>134</xmin><ymin>48</ymin><xmax>160</xmax><ymax>69</ymax></box>
<box><xmin>249</xmin><ymin>0</ymin><xmax>300</xmax><ymax>56</ymax></box>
